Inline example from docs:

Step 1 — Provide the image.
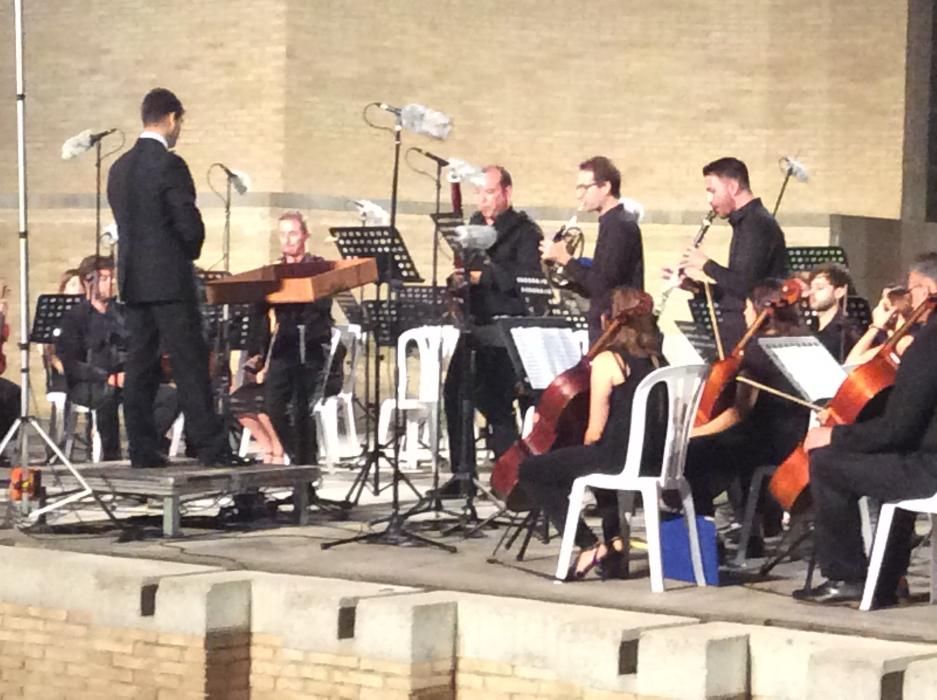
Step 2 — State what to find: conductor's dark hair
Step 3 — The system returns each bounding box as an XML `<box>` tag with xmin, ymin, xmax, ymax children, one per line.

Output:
<box><xmin>703</xmin><ymin>157</ymin><xmax>751</xmax><ymax>191</ymax></box>
<box><xmin>141</xmin><ymin>88</ymin><xmax>185</xmax><ymax>125</ymax></box>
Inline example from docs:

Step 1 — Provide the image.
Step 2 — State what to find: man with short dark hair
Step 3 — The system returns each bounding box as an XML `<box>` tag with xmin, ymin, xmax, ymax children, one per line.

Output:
<box><xmin>56</xmin><ymin>255</ymin><xmax>178</xmax><ymax>461</ymax></box>
<box><xmin>542</xmin><ymin>156</ymin><xmax>645</xmax><ymax>342</ymax></box>
<box><xmin>108</xmin><ymin>88</ymin><xmax>248</xmax><ymax>468</ymax></box>
<box><xmin>798</xmin><ymin>252</ymin><xmax>937</xmax><ymax>606</ymax></box>
<box><xmin>680</xmin><ymin>156</ymin><xmax>788</xmax><ymax>348</ymax></box>
<box><xmin>807</xmin><ymin>262</ymin><xmax>862</xmax><ymax>362</ymax></box>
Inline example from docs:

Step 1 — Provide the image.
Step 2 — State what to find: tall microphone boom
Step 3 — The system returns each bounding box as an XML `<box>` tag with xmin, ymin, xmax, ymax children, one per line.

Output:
<box><xmin>410</xmin><ymin>147</ymin><xmax>449</xmax><ymax>166</ymax></box>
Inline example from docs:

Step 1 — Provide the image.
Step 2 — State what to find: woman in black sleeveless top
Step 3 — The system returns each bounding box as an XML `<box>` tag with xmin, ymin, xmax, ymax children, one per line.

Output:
<box><xmin>518</xmin><ymin>287</ymin><xmax>666</xmax><ymax>581</ymax></box>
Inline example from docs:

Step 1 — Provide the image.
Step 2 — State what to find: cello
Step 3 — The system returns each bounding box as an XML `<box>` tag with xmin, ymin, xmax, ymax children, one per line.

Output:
<box><xmin>769</xmin><ymin>291</ymin><xmax>937</xmax><ymax>512</ymax></box>
<box><xmin>490</xmin><ymin>293</ymin><xmax>654</xmax><ymax>511</ymax></box>
<box><xmin>694</xmin><ymin>278</ymin><xmax>805</xmax><ymax>427</ymax></box>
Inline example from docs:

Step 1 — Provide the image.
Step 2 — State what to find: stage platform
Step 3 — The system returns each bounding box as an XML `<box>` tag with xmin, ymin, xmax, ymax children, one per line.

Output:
<box><xmin>28</xmin><ymin>460</ymin><xmax>321</xmax><ymax>537</ymax></box>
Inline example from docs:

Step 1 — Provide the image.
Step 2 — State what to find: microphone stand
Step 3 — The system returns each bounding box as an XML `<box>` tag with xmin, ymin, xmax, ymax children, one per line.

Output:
<box><xmin>322</xmin><ymin>112</ymin><xmax>454</xmax><ymax>553</ymax></box>
<box><xmin>222</xmin><ymin>174</ymin><xmax>232</xmax><ymax>272</ymax></box>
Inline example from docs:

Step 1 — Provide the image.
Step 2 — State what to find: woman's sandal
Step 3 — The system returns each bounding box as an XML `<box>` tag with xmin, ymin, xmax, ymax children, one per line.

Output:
<box><xmin>565</xmin><ymin>544</ymin><xmax>608</xmax><ymax>582</ymax></box>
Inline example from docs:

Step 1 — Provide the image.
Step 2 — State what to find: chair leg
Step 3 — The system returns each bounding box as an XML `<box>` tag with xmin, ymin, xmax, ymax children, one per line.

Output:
<box><xmin>642</xmin><ymin>484</ymin><xmax>665</xmax><ymax>593</ymax></box>
<box><xmin>554</xmin><ymin>480</ymin><xmax>587</xmax><ymax>582</ymax></box>
<box><xmin>860</xmin><ymin>503</ymin><xmax>896</xmax><ymax>611</ymax></box>
<box><xmin>859</xmin><ymin>496</ymin><xmax>874</xmax><ymax>558</ymax></box>
<box><xmin>678</xmin><ymin>480</ymin><xmax>706</xmax><ymax>587</ymax></box>
<box><xmin>734</xmin><ymin>465</ymin><xmax>770</xmax><ymax>568</ymax></box>
<box><xmin>930</xmin><ymin>515</ymin><xmax>937</xmax><ymax>605</ymax></box>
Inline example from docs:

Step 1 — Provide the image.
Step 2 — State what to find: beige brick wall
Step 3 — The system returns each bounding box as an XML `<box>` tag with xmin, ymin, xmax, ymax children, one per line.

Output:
<box><xmin>0</xmin><ymin>601</ymin><xmax>249</xmax><ymax>699</ymax></box>
<box><xmin>0</xmin><ymin>0</ymin><xmax>918</xmax><ymax>413</ymax></box>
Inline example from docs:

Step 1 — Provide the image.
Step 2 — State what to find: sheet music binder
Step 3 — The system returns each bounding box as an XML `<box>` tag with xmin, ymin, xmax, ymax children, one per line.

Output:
<box><xmin>30</xmin><ymin>294</ymin><xmax>84</xmax><ymax>344</ymax></box>
<box><xmin>758</xmin><ymin>336</ymin><xmax>848</xmax><ymax>403</ymax></box>
<box><xmin>674</xmin><ymin>320</ymin><xmax>719</xmax><ymax>363</ymax></box>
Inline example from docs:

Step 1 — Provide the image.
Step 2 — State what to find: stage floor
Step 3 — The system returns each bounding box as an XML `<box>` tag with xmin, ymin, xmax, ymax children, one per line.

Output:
<box><xmin>2</xmin><ymin>463</ymin><xmax>936</xmax><ymax>646</ymax></box>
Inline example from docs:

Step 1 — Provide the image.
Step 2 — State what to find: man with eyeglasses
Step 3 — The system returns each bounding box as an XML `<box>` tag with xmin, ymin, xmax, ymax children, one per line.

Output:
<box><xmin>56</xmin><ymin>255</ymin><xmax>179</xmax><ymax>462</ymax></box>
<box><xmin>542</xmin><ymin>156</ymin><xmax>644</xmax><ymax>343</ymax></box>
<box><xmin>679</xmin><ymin>156</ymin><xmax>787</xmax><ymax>348</ymax></box>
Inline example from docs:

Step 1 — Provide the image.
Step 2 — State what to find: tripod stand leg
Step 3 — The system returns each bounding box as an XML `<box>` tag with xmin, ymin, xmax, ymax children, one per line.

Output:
<box><xmin>759</xmin><ymin>519</ymin><xmax>814</xmax><ymax>577</ymax></box>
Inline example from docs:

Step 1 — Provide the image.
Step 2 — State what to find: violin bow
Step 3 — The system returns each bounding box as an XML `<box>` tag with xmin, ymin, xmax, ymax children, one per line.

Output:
<box><xmin>735</xmin><ymin>376</ymin><xmax>824</xmax><ymax>412</ymax></box>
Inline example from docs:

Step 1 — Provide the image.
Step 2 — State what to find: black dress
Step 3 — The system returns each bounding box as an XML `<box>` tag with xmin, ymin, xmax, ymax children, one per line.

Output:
<box><xmin>518</xmin><ymin>352</ymin><xmax>664</xmax><ymax>549</ymax></box>
<box><xmin>683</xmin><ymin>339</ymin><xmax>811</xmax><ymax>517</ymax></box>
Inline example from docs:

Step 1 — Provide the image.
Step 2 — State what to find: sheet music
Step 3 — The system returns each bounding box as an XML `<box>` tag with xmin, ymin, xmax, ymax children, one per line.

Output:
<box><xmin>510</xmin><ymin>327</ymin><xmax>583</xmax><ymax>390</ymax></box>
<box><xmin>759</xmin><ymin>336</ymin><xmax>848</xmax><ymax>403</ymax></box>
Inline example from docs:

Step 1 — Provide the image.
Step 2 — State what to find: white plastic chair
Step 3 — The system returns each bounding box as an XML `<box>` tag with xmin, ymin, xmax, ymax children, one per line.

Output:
<box><xmin>860</xmin><ymin>495</ymin><xmax>937</xmax><ymax>611</ymax></box>
<box><xmin>314</xmin><ymin>324</ymin><xmax>364</xmax><ymax>469</ymax></box>
<box><xmin>377</xmin><ymin>324</ymin><xmax>459</xmax><ymax>471</ymax></box>
<box><xmin>553</xmin><ymin>363</ymin><xmax>710</xmax><ymax>592</ymax></box>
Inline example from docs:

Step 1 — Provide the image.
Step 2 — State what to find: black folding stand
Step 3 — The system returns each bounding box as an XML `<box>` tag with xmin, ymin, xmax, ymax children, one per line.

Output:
<box><xmin>321</xmin><ymin>226</ymin><xmax>454</xmax><ymax>552</ymax></box>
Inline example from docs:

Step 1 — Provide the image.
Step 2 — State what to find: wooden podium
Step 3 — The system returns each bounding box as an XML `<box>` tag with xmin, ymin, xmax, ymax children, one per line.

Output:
<box><xmin>204</xmin><ymin>258</ymin><xmax>378</xmax><ymax>305</ymax></box>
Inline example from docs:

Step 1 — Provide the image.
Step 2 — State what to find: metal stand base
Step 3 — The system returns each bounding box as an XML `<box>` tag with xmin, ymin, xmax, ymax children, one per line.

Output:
<box><xmin>320</xmin><ymin>511</ymin><xmax>457</xmax><ymax>553</ymax></box>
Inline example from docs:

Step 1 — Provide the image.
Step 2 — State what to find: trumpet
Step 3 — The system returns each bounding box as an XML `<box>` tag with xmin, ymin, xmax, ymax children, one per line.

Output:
<box><xmin>543</xmin><ymin>215</ymin><xmax>584</xmax><ymax>287</ymax></box>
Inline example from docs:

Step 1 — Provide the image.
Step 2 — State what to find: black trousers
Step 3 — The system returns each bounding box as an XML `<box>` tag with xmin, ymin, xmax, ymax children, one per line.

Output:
<box><xmin>0</xmin><ymin>377</ymin><xmax>20</xmax><ymax>443</ymax></box>
<box><xmin>683</xmin><ymin>424</ymin><xmax>778</xmax><ymax>517</ymax></box>
<box><xmin>125</xmin><ymin>300</ymin><xmax>225</xmax><ymax>463</ymax></box>
<box><xmin>264</xmin><ymin>352</ymin><xmax>325</xmax><ymax>466</ymax></box>
<box><xmin>69</xmin><ymin>381</ymin><xmax>178</xmax><ymax>461</ymax></box>
<box><xmin>443</xmin><ymin>337</ymin><xmax>519</xmax><ymax>474</ymax></box>
<box><xmin>519</xmin><ymin>443</ymin><xmax>622</xmax><ymax>549</ymax></box>
<box><xmin>810</xmin><ymin>446</ymin><xmax>937</xmax><ymax>587</ymax></box>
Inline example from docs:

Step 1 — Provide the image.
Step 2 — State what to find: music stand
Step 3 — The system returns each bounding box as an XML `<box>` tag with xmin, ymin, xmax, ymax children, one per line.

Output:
<box><xmin>322</xmin><ymin>226</ymin><xmax>454</xmax><ymax>552</ymax></box>
<box><xmin>674</xmin><ymin>320</ymin><xmax>719</xmax><ymax>364</ymax></box>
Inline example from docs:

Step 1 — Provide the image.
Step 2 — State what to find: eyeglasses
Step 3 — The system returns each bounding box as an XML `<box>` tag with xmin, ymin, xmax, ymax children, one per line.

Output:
<box><xmin>575</xmin><ymin>182</ymin><xmax>599</xmax><ymax>193</ymax></box>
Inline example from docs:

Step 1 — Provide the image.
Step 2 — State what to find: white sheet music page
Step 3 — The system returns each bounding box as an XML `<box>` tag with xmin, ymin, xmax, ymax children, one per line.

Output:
<box><xmin>759</xmin><ymin>336</ymin><xmax>848</xmax><ymax>403</ymax></box>
<box><xmin>510</xmin><ymin>327</ymin><xmax>583</xmax><ymax>390</ymax></box>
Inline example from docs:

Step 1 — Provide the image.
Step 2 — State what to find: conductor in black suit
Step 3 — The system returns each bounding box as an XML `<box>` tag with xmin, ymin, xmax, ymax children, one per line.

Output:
<box><xmin>107</xmin><ymin>88</ymin><xmax>246</xmax><ymax>468</ymax></box>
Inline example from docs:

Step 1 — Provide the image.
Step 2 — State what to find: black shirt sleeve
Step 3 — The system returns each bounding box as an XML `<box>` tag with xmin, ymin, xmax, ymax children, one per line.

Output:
<box><xmin>564</xmin><ymin>218</ymin><xmax>644</xmax><ymax>297</ymax></box>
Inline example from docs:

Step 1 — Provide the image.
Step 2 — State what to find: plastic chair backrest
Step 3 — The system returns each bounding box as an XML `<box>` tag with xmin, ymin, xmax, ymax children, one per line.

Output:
<box><xmin>395</xmin><ymin>325</ymin><xmax>451</xmax><ymax>402</ymax></box>
<box><xmin>618</xmin><ymin>364</ymin><xmax>708</xmax><ymax>484</ymax></box>
<box><xmin>336</xmin><ymin>324</ymin><xmax>362</xmax><ymax>396</ymax></box>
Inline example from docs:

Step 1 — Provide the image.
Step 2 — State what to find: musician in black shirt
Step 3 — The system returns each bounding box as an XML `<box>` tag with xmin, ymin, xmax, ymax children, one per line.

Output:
<box><xmin>56</xmin><ymin>256</ymin><xmax>178</xmax><ymax>461</ymax></box>
<box><xmin>807</xmin><ymin>262</ymin><xmax>862</xmax><ymax>363</ymax></box>
<box><xmin>799</xmin><ymin>254</ymin><xmax>937</xmax><ymax>606</ymax></box>
<box><xmin>440</xmin><ymin>165</ymin><xmax>542</xmax><ymax>495</ymax></box>
<box><xmin>681</xmin><ymin>157</ymin><xmax>788</xmax><ymax>349</ymax></box>
<box><xmin>543</xmin><ymin>156</ymin><xmax>645</xmax><ymax>344</ymax></box>
<box><xmin>243</xmin><ymin>211</ymin><xmax>334</xmax><ymax>465</ymax></box>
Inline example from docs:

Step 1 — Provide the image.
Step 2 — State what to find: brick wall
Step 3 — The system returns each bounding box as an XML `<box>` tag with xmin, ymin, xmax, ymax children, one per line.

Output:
<box><xmin>0</xmin><ymin>0</ymin><xmax>921</xmax><ymax>411</ymax></box>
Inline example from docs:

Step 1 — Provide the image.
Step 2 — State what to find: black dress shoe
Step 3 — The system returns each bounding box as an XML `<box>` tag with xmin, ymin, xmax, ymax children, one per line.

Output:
<box><xmin>792</xmin><ymin>579</ymin><xmax>864</xmax><ymax>604</ymax></box>
<box><xmin>428</xmin><ymin>475</ymin><xmax>476</xmax><ymax>500</ymax></box>
<box><xmin>200</xmin><ymin>451</ymin><xmax>256</xmax><ymax>468</ymax></box>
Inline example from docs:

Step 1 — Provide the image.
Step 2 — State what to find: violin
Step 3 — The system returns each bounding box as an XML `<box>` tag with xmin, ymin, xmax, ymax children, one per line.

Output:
<box><xmin>769</xmin><ymin>291</ymin><xmax>937</xmax><ymax>512</ymax></box>
<box><xmin>490</xmin><ymin>294</ymin><xmax>654</xmax><ymax>511</ymax></box>
<box><xmin>694</xmin><ymin>278</ymin><xmax>804</xmax><ymax>427</ymax></box>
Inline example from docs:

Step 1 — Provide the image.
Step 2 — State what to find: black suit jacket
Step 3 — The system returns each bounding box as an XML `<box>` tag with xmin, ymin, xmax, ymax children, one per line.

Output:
<box><xmin>465</xmin><ymin>207</ymin><xmax>542</xmax><ymax>323</ymax></box>
<box><xmin>107</xmin><ymin>138</ymin><xmax>206</xmax><ymax>303</ymax></box>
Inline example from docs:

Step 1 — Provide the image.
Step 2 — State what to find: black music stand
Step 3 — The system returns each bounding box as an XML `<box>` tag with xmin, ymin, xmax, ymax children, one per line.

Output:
<box><xmin>322</xmin><ymin>226</ymin><xmax>454</xmax><ymax>552</ymax></box>
<box><xmin>785</xmin><ymin>245</ymin><xmax>849</xmax><ymax>275</ymax></box>
<box><xmin>674</xmin><ymin>320</ymin><xmax>719</xmax><ymax>364</ymax></box>
<box><xmin>31</xmin><ymin>294</ymin><xmax>84</xmax><ymax>455</ymax></box>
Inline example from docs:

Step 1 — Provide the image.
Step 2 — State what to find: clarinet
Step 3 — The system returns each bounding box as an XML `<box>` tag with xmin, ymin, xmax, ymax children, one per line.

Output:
<box><xmin>656</xmin><ymin>210</ymin><xmax>717</xmax><ymax>318</ymax></box>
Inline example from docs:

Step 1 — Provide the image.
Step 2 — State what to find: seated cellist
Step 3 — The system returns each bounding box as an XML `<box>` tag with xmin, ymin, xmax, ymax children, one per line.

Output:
<box><xmin>518</xmin><ymin>287</ymin><xmax>667</xmax><ymax>581</ymax></box>
<box><xmin>797</xmin><ymin>252</ymin><xmax>937</xmax><ymax>606</ymax></box>
<box><xmin>683</xmin><ymin>279</ymin><xmax>811</xmax><ymax>553</ymax></box>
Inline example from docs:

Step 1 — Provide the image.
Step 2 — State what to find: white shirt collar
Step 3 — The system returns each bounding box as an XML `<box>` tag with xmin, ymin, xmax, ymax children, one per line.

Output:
<box><xmin>139</xmin><ymin>130</ymin><xmax>168</xmax><ymax>149</ymax></box>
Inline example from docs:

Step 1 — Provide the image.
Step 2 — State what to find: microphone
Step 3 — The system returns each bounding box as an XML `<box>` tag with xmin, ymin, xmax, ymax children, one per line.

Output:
<box><xmin>351</xmin><ymin>199</ymin><xmax>390</xmax><ymax>225</ymax></box>
<box><xmin>447</xmin><ymin>158</ymin><xmax>485</xmax><ymax>187</ymax></box>
<box><xmin>780</xmin><ymin>156</ymin><xmax>809</xmax><ymax>183</ymax></box>
<box><xmin>410</xmin><ymin>147</ymin><xmax>449</xmax><ymax>167</ymax></box>
<box><xmin>215</xmin><ymin>163</ymin><xmax>250</xmax><ymax>195</ymax></box>
<box><xmin>378</xmin><ymin>102</ymin><xmax>452</xmax><ymax>140</ymax></box>
<box><xmin>100</xmin><ymin>222</ymin><xmax>119</xmax><ymax>245</ymax></box>
<box><xmin>61</xmin><ymin>128</ymin><xmax>117</xmax><ymax>160</ymax></box>
<box><xmin>453</xmin><ymin>224</ymin><xmax>497</xmax><ymax>251</ymax></box>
